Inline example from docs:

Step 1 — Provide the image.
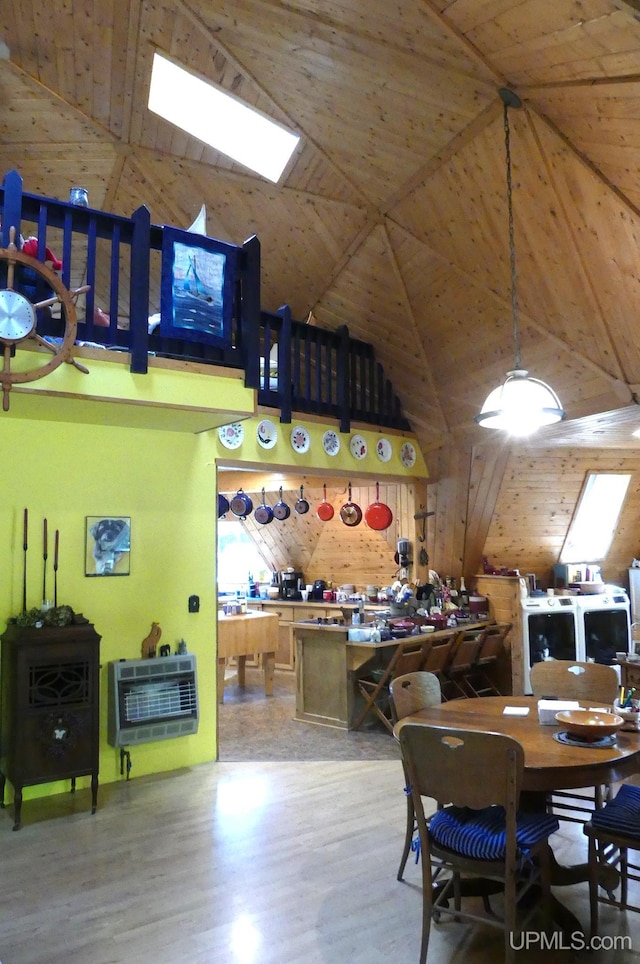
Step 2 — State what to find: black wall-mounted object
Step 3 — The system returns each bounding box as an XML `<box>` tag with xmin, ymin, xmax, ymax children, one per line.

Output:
<box><xmin>188</xmin><ymin>594</ymin><xmax>199</xmax><ymax>613</ymax></box>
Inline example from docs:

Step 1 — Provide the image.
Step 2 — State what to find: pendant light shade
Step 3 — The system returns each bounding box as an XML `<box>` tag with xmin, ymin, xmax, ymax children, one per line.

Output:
<box><xmin>476</xmin><ymin>89</ymin><xmax>565</xmax><ymax>436</ymax></box>
<box><xmin>476</xmin><ymin>369</ymin><xmax>565</xmax><ymax>437</ymax></box>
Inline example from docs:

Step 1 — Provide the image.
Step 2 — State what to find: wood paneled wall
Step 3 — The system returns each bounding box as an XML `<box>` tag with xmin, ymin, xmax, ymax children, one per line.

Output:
<box><xmin>482</xmin><ymin>448</ymin><xmax>640</xmax><ymax>591</ymax></box>
<box><xmin>222</xmin><ymin>444</ymin><xmax>640</xmax><ymax>599</ymax></box>
<box><xmin>218</xmin><ymin>476</ymin><xmax>428</xmax><ymax>591</ymax></box>
<box><xmin>425</xmin><ymin>442</ymin><xmax>640</xmax><ymax>595</ymax></box>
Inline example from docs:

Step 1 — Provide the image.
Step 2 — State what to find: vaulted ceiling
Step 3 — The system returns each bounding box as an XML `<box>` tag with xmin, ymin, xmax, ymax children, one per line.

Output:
<box><xmin>4</xmin><ymin>1</ymin><xmax>640</xmax><ymax>459</ymax></box>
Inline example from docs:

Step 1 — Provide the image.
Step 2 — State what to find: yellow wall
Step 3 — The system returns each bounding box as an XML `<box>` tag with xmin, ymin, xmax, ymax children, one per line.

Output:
<box><xmin>0</xmin><ymin>370</ymin><xmax>426</xmax><ymax>805</ymax></box>
<box><xmin>0</xmin><ymin>417</ymin><xmax>218</xmax><ymax>801</ymax></box>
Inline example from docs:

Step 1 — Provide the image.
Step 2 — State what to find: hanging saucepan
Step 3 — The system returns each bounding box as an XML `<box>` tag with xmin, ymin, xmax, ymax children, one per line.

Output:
<box><xmin>295</xmin><ymin>485</ymin><xmax>310</xmax><ymax>515</ymax></box>
<box><xmin>273</xmin><ymin>486</ymin><xmax>291</xmax><ymax>521</ymax></box>
<box><xmin>254</xmin><ymin>488</ymin><xmax>274</xmax><ymax>526</ymax></box>
<box><xmin>217</xmin><ymin>493</ymin><xmax>230</xmax><ymax>518</ymax></box>
<box><xmin>317</xmin><ymin>483</ymin><xmax>334</xmax><ymax>521</ymax></box>
<box><xmin>365</xmin><ymin>482</ymin><xmax>393</xmax><ymax>531</ymax></box>
<box><xmin>230</xmin><ymin>488</ymin><xmax>253</xmax><ymax>519</ymax></box>
<box><xmin>340</xmin><ymin>483</ymin><xmax>363</xmax><ymax>527</ymax></box>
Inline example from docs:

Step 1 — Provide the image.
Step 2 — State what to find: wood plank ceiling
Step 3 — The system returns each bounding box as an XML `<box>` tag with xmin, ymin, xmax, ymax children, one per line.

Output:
<box><xmin>3</xmin><ymin>1</ymin><xmax>640</xmax><ymax>458</ymax></box>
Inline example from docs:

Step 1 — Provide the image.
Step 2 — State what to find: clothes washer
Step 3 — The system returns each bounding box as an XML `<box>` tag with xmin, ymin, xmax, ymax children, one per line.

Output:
<box><xmin>522</xmin><ymin>594</ymin><xmax>580</xmax><ymax>694</ymax></box>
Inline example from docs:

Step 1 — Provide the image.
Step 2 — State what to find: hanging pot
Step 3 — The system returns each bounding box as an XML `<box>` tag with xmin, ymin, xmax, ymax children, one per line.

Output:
<box><xmin>295</xmin><ymin>485</ymin><xmax>310</xmax><ymax>514</ymax></box>
<box><xmin>254</xmin><ymin>488</ymin><xmax>274</xmax><ymax>526</ymax></box>
<box><xmin>273</xmin><ymin>486</ymin><xmax>291</xmax><ymax>521</ymax></box>
<box><xmin>365</xmin><ymin>482</ymin><xmax>393</xmax><ymax>531</ymax></box>
<box><xmin>230</xmin><ymin>488</ymin><xmax>253</xmax><ymax>519</ymax></box>
<box><xmin>217</xmin><ymin>493</ymin><xmax>230</xmax><ymax>518</ymax></box>
<box><xmin>317</xmin><ymin>484</ymin><xmax>334</xmax><ymax>521</ymax></box>
<box><xmin>339</xmin><ymin>483</ymin><xmax>362</xmax><ymax>527</ymax></box>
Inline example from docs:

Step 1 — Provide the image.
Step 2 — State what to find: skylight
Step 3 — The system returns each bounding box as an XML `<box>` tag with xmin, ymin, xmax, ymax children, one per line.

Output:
<box><xmin>148</xmin><ymin>52</ymin><xmax>300</xmax><ymax>183</ymax></box>
<box><xmin>560</xmin><ymin>471</ymin><xmax>631</xmax><ymax>563</ymax></box>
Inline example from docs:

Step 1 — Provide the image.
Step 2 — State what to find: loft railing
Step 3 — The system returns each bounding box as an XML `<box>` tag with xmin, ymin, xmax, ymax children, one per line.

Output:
<box><xmin>0</xmin><ymin>170</ymin><xmax>409</xmax><ymax>432</ymax></box>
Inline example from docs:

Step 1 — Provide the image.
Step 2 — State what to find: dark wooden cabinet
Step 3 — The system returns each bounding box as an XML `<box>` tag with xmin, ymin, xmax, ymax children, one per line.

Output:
<box><xmin>0</xmin><ymin>622</ymin><xmax>101</xmax><ymax>830</ymax></box>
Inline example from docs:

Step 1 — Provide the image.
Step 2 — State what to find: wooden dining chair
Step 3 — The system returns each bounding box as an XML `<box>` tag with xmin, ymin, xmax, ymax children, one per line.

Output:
<box><xmin>396</xmin><ymin>721</ymin><xmax>558</xmax><ymax>964</ymax></box>
<box><xmin>353</xmin><ymin>637</ymin><xmax>432</xmax><ymax>732</ymax></box>
<box><xmin>530</xmin><ymin>659</ymin><xmax>619</xmax><ymax>706</ymax></box>
<box><xmin>583</xmin><ymin>779</ymin><xmax>640</xmax><ymax>937</ymax></box>
<box><xmin>389</xmin><ymin>671</ymin><xmax>442</xmax><ymax>882</ymax></box>
<box><xmin>464</xmin><ymin>622</ymin><xmax>512</xmax><ymax>698</ymax></box>
<box><xmin>530</xmin><ymin>659</ymin><xmax>619</xmax><ymax>822</ymax></box>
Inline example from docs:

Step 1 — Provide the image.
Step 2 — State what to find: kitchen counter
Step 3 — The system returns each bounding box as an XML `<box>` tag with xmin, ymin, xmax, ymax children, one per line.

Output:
<box><xmin>292</xmin><ymin>620</ymin><xmax>490</xmax><ymax>729</ymax></box>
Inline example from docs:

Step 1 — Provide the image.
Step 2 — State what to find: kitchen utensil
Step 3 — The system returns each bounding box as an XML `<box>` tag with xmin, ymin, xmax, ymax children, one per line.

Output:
<box><xmin>295</xmin><ymin>485</ymin><xmax>310</xmax><ymax>514</ymax></box>
<box><xmin>217</xmin><ymin>493</ymin><xmax>230</xmax><ymax>518</ymax></box>
<box><xmin>317</xmin><ymin>484</ymin><xmax>334</xmax><ymax>521</ymax></box>
<box><xmin>364</xmin><ymin>482</ymin><xmax>393</xmax><ymax>531</ymax></box>
<box><xmin>273</xmin><ymin>486</ymin><xmax>291</xmax><ymax>521</ymax></box>
<box><xmin>555</xmin><ymin>709</ymin><xmax>623</xmax><ymax>741</ymax></box>
<box><xmin>254</xmin><ymin>489</ymin><xmax>274</xmax><ymax>525</ymax></box>
<box><xmin>312</xmin><ymin>579</ymin><xmax>327</xmax><ymax>600</ymax></box>
<box><xmin>230</xmin><ymin>488</ymin><xmax>253</xmax><ymax>519</ymax></box>
<box><xmin>339</xmin><ymin>483</ymin><xmax>362</xmax><ymax>527</ymax></box>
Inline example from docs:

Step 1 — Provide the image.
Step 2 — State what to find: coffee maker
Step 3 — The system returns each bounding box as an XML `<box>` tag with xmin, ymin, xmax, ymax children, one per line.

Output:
<box><xmin>279</xmin><ymin>570</ymin><xmax>303</xmax><ymax>600</ymax></box>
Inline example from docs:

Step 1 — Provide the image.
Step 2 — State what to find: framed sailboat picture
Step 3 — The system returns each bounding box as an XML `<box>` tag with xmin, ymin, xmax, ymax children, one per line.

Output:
<box><xmin>160</xmin><ymin>226</ymin><xmax>237</xmax><ymax>347</ymax></box>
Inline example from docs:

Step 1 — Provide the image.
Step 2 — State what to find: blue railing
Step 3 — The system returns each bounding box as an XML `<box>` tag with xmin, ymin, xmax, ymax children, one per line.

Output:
<box><xmin>1</xmin><ymin>170</ymin><xmax>409</xmax><ymax>431</ymax></box>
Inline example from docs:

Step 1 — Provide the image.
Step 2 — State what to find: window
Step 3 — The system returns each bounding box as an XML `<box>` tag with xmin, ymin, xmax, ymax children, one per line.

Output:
<box><xmin>148</xmin><ymin>53</ymin><xmax>300</xmax><ymax>183</ymax></box>
<box><xmin>217</xmin><ymin>520</ymin><xmax>272</xmax><ymax>595</ymax></box>
<box><xmin>560</xmin><ymin>472</ymin><xmax>631</xmax><ymax>563</ymax></box>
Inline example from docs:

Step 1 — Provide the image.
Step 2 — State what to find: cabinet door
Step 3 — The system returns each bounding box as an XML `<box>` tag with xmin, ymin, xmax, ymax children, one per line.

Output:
<box><xmin>276</xmin><ymin>622</ymin><xmax>294</xmax><ymax>670</ymax></box>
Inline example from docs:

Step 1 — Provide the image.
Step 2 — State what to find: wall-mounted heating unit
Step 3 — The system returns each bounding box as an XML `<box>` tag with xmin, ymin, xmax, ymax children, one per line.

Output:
<box><xmin>107</xmin><ymin>654</ymin><xmax>198</xmax><ymax>747</ymax></box>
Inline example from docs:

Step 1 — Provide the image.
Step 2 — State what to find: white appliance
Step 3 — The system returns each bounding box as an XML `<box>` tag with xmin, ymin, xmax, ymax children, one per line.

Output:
<box><xmin>575</xmin><ymin>589</ymin><xmax>631</xmax><ymax>666</ymax></box>
<box><xmin>522</xmin><ymin>595</ymin><xmax>580</xmax><ymax>694</ymax></box>
<box><xmin>628</xmin><ymin>568</ymin><xmax>640</xmax><ymax>624</ymax></box>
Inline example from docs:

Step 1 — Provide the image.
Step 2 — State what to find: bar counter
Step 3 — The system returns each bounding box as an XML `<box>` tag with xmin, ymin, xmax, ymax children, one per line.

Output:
<box><xmin>292</xmin><ymin>619</ymin><xmax>489</xmax><ymax>729</ymax></box>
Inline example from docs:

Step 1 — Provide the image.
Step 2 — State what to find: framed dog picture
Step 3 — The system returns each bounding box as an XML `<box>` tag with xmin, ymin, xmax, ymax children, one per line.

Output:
<box><xmin>85</xmin><ymin>516</ymin><xmax>131</xmax><ymax>576</ymax></box>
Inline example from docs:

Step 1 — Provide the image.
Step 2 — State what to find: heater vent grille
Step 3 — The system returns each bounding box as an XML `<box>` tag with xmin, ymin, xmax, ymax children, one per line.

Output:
<box><xmin>108</xmin><ymin>655</ymin><xmax>198</xmax><ymax>747</ymax></box>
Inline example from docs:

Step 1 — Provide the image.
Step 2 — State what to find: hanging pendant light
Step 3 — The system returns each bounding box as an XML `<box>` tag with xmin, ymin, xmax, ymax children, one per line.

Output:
<box><xmin>476</xmin><ymin>89</ymin><xmax>565</xmax><ymax>437</ymax></box>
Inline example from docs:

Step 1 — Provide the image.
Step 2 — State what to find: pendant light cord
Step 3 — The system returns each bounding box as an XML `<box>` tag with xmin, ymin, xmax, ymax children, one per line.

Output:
<box><xmin>503</xmin><ymin>100</ymin><xmax>521</xmax><ymax>371</ymax></box>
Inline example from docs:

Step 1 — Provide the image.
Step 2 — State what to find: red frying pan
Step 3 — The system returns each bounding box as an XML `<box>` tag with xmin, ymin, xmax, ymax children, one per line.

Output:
<box><xmin>340</xmin><ymin>483</ymin><xmax>362</xmax><ymax>527</ymax></box>
<box><xmin>317</xmin><ymin>484</ymin><xmax>334</xmax><ymax>521</ymax></box>
<box><xmin>365</xmin><ymin>482</ymin><xmax>393</xmax><ymax>531</ymax></box>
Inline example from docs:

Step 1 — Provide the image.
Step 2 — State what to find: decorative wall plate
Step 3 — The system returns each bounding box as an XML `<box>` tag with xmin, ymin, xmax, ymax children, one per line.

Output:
<box><xmin>218</xmin><ymin>422</ymin><xmax>244</xmax><ymax>449</ymax></box>
<box><xmin>290</xmin><ymin>425</ymin><xmax>311</xmax><ymax>454</ymax></box>
<box><xmin>399</xmin><ymin>441</ymin><xmax>416</xmax><ymax>468</ymax></box>
<box><xmin>376</xmin><ymin>438</ymin><xmax>392</xmax><ymax>462</ymax></box>
<box><xmin>350</xmin><ymin>434</ymin><xmax>367</xmax><ymax>460</ymax></box>
<box><xmin>257</xmin><ymin>419</ymin><xmax>278</xmax><ymax>449</ymax></box>
<box><xmin>322</xmin><ymin>430</ymin><xmax>341</xmax><ymax>456</ymax></box>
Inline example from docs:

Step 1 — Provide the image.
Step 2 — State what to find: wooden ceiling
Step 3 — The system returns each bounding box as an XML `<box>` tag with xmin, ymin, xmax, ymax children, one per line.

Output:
<box><xmin>4</xmin><ymin>1</ymin><xmax>640</xmax><ymax>455</ymax></box>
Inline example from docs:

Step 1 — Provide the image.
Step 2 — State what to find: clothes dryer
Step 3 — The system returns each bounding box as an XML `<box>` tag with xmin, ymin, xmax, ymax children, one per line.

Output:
<box><xmin>575</xmin><ymin>589</ymin><xmax>630</xmax><ymax>666</ymax></box>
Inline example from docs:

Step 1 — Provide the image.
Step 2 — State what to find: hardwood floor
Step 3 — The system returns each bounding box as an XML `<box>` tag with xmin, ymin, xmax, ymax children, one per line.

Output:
<box><xmin>3</xmin><ymin>760</ymin><xmax>640</xmax><ymax>963</ymax></box>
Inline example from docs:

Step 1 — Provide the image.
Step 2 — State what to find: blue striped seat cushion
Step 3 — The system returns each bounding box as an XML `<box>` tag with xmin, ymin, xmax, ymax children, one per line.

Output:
<box><xmin>590</xmin><ymin>783</ymin><xmax>640</xmax><ymax>838</ymax></box>
<box><xmin>429</xmin><ymin>805</ymin><xmax>559</xmax><ymax>861</ymax></box>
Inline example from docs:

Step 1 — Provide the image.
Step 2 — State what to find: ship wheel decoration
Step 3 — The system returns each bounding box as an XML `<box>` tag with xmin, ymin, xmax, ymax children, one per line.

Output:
<box><xmin>0</xmin><ymin>226</ymin><xmax>90</xmax><ymax>410</ymax></box>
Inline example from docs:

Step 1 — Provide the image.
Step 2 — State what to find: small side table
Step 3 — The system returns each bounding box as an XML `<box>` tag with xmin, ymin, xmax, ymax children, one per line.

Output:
<box><xmin>620</xmin><ymin>657</ymin><xmax>640</xmax><ymax>692</ymax></box>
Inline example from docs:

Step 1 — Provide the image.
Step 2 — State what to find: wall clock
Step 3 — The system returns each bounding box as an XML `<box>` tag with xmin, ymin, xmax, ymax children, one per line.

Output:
<box><xmin>0</xmin><ymin>227</ymin><xmax>90</xmax><ymax>410</ymax></box>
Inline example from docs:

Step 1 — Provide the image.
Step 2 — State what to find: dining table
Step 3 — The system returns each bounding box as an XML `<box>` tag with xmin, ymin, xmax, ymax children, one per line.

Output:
<box><xmin>396</xmin><ymin>694</ymin><xmax>640</xmax><ymax>933</ymax></box>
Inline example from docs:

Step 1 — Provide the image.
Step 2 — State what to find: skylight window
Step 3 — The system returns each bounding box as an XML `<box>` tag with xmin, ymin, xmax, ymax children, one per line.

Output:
<box><xmin>560</xmin><ymin>471</ymin><xmax>631</xmax><ymax>563</ymax></box>
<box><xmin>148</xmin><ymin>52</ymin><xmax>299</xmax><ymax>183</ymax></box>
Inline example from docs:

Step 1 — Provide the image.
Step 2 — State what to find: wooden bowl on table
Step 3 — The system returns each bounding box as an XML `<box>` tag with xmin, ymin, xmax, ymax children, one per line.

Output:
<box><xmin>555</xmin><ymin>709</ymin><xmax>624</xmax><ymax>742</ymax></box>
